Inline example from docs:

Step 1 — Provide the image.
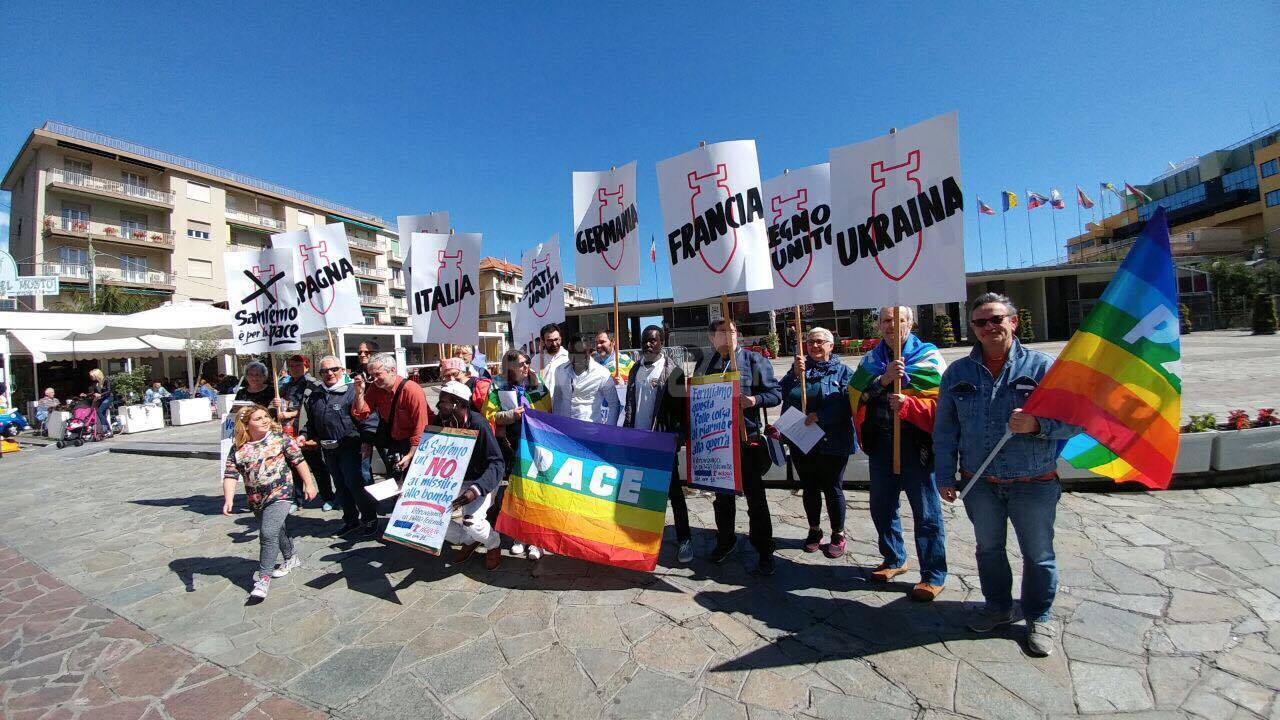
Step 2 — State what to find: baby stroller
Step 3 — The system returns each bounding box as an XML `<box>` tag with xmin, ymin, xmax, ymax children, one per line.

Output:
<box><xmin>57</xmin><ymin>402</ymin><xmax>98</xmax><ymax>448</ymax></box>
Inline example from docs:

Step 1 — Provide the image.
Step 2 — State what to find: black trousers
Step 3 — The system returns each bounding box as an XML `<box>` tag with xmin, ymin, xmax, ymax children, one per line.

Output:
<box><xmin>298</xmin><ymin>448</ymin><xmax>335</xmax><ymax>504</ymax></box>
<box><xmin>712</xmin><ymin>449</ymin><xmax>774</xmax><ymax>556</ymax></box>
<box><xmin>668</xmin><ymin>457</ymin><xmax>691</xmax><ymax>543</ymax></box>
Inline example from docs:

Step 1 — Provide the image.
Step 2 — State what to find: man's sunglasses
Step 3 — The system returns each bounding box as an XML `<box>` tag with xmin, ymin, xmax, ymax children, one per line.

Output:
<box><xmin>319</xmin><ymin>367</ymin><xmax>343</xmax><ymax>374</ymax></box>
<box><xmin>971</xmin><ymin>315</ymin><xmax>1008</xmax><ymax>328</ymax></box>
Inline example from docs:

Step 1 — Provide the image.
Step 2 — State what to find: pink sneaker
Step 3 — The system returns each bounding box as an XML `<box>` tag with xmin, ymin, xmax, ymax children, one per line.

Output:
<box><xmin>823</xmin><ymin>536</ymin><xmax>846</xmax><ymax>559</ymax></box>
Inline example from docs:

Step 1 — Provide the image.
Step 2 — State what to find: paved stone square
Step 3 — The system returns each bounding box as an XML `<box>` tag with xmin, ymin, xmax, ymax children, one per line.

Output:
<box><xmin>3</xmin><ymin>444</ymin><xmax>1280</xmax><ymax>718</ymax></box>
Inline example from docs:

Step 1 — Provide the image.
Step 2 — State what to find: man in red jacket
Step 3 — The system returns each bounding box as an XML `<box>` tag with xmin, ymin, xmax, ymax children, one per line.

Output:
<box><xmin>351</xmin><ymin>352</ymin><xmax>430</xmax><ymax>480</ymax></box>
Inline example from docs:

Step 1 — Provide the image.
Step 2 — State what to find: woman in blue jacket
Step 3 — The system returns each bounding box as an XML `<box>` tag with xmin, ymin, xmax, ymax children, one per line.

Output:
<box><xmin>776</xmin><ymin>326</ymin><xmax>856</xmax><ymax>558</ymax></box>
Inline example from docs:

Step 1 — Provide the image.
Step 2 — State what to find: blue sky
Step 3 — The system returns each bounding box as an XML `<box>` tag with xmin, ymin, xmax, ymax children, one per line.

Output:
<box><xmin>2</xmin><ymin>1</ymin><xmax>1278</xmax><ymax>302</ymax></box>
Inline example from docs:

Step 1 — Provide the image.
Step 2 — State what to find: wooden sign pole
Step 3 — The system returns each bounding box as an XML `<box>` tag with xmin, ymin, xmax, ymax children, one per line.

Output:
<box><xmin>325</xmin><ymin>328</ymin><xmax>336</xmax><ymax>357</ymax></box>
<box><xmin>795</xmin><ymin>304</ymin><xmax>806</xmax><ymax>414</ymax></box>
<box><xmin>612</xmin><ymin>285</ymin><xmax>621</xmax><ymax>380</ymax></box>
<box><xmin>892</xmin><ymin>306</ymin><xmax>903</xmax><ymax>475</ymax></box>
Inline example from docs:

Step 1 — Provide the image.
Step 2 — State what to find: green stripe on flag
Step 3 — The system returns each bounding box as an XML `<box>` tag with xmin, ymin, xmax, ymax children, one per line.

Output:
<box><xmin>1078</xmin><ymin>301</ymin><xmax>1182</xmax><ymax>392</ymax></box>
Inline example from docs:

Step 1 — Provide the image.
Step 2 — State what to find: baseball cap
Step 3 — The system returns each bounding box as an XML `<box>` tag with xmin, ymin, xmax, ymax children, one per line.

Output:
<box><xmin>440</xmin><ymin>380</ymin><xmax>471</xmax><ymax>402</ymax></box>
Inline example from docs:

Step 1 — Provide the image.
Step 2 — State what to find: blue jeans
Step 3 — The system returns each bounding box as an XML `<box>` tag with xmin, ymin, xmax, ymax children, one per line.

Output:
<box><xmin>95</xmin><ymin>397</ymin><xmax>112</xmax><ymax>434</ymax></box>
<box><xmin>868</xmin><ymin>455</ymin><xmax>947</xmax><ymax>585</ymax></box>
<box><xmin>962</xmin><ymin>478</ymin><xmax>1061</xmax><ymax>622</ymax></box>
<box><xmin>326</xmin><ymin>446</ymin><xmax>377</xmax><ymax>525</ymax></box>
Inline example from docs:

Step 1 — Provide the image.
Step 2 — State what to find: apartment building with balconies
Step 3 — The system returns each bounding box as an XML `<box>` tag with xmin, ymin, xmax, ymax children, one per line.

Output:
<box><xmin>2</xmin><ymin>122</ymin><xmax>394</xmax><ymax>324</ymax></box>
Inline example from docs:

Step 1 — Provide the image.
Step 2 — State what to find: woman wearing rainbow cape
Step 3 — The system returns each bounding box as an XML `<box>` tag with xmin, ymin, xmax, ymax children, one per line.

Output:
<box><xmin>848</xmin><ymin>306</ymin><xmax>948</xmax><ymax>602</ymax></box>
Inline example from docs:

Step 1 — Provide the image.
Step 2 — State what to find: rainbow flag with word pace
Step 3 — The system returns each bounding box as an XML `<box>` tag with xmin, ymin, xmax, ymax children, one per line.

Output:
<box><xmin>1023</xmin><ymin>206</ymin><xmax>1181</xmax><ymax>488</ymax></box>
<box><xmin>495</xmin><ymin>410</ymin><xmax>677</xmax><ymax>571</ymax></box>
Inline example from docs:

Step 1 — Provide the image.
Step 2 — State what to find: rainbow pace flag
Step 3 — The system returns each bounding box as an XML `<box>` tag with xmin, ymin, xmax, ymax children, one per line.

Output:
<box><xmin>495</xmin><ymin>410</ymin><xmax>677</xmax><ymax>571</ymax></box>
<box><xmin>1022</xmin><ymin>206</ymin><xmax>1181</xmax><ymax>488</ymax></box>
<box><xmin>848</xmin><ymin>333</ymin><xmax>946</xmax><ymax>444</ymax></box>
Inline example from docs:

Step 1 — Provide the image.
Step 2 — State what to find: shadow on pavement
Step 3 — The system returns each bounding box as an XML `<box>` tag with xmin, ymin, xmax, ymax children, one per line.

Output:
<box><xmin>170</xmin><ymin>555</ymin><xmax>258</xmax><ymax>593</ymax></box>
<box><xmin>131</xmin><ymin>494</ymin><xmax>226</xmax><ymax>516</ymax></box>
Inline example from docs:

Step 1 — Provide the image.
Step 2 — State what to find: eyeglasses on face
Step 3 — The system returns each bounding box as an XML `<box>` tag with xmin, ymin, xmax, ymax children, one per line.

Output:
<box><xmin>319</xmin><ymin>367</ymin><xmax>343</xmax><ymax>374</ymax></box>
<box><xmin>971</xmin><ymin>315</ymin><xmax>1008</xmax><ymax>328</ymax></box>
<box><xmin>805</xmin><ymin>338</ymin><xmax>831</xmax><ymax>344</ymax></box>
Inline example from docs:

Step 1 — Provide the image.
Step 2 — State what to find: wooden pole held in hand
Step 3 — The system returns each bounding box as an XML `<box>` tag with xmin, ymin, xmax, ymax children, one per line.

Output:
<box><xmin>795</xmin><ymin>305</ymin><xmax>806</xmax><ymax>414</ymax></box>
<box><xmin>612</xmin><ymin>285</ymin><xmax>620</xmax><ymax>380</ymax></box>
<box><xmin>892</xmin><ymin>306</ymin><xmax>903</xmax><ymax>474</ymax></box>
<box><xmin>325</xmin><ymin>328</ymin><xmax>336</xmax><ymax>357</ymax></box>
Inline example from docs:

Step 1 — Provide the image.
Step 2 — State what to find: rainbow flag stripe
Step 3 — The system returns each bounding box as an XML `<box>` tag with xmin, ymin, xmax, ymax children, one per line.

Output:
<box><xmin>1024</xmin><ymin>206</ymin><xmax>1181</xmax><ymax>488</ymax></box>
<box><xmin>495</xmin><ymin>410</ymin><xmax>677</xmax><ymax>571</ymax></box>
<box><xmin>848</xmin><ymin>333</ymin><xmax>945</xmax><ymax>441</ymax></box>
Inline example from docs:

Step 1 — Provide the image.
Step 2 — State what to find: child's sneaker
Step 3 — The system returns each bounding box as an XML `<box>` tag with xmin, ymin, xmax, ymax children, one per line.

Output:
<box><xmin>271</xmin><ymin>555</ymin><xmax>301</xmax><ymax>578</ymax></box>
<box><xmin>526</xmin><ymin>546</ymin><xmax>542</xmax><ymax>561</ymax></box>
<box><xmin>511</xmin><ymin>542</ymin><xmax>526</xmax><ymax>556</ymax></box>
<box><xmin>250</xmin><ymin>573</ymin><xmax>271</xmax><ymax>600</ymax></box>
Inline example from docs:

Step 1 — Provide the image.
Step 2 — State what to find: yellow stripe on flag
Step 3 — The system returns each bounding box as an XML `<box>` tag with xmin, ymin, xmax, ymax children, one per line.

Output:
<box><xmin>507</xmin><ymin>475</ymin><xmax>666</xmax><ymax>534</ymax></box>
<box><xmin>504</xmin><ymin>492</ymin><xmax>662</xmax><ymax>554</ymax></box>
<box><xmin>1058</xmin><ymin>332</ymin><xmax>1181</xmax><ymax>430</ymax></box>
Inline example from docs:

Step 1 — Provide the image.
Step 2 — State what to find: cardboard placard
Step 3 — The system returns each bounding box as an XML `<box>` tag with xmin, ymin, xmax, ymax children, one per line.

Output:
<box><xmin>572</xmin><ymin>162</ymin><xmax>640</xmax><ymax>286</ymax></box>
<box><xmin>383</xmin><ymin>426</ymin><xmax>478</xmax><ymax>555</ymax></box>
<box><xmin>224</xmin><ymin>248</ymin><xmax>302</xmax><ymax>353</ymax></box>
<box><xmin>686</xmin><ymin>373</ymin><xmax>743</xmax><ymax>494</ymax></box>
<box><xmin>512</xmin><ymin>235</ymin><xmax>565</xmax><ymax>349</ymax></box>
<box><xmin>408</xmin><ymin>232</ymin><xmax>481</xmax><ymax>345</ymax></box>
<box><xmin>748</xmin><ymin>163</ymin><xmax>834</xmax><ymax>312</ymax></box>
<box><xmin>271</xmin><ymin>223</ymin><xmax>365</xmax><ymax>333</ymax></box>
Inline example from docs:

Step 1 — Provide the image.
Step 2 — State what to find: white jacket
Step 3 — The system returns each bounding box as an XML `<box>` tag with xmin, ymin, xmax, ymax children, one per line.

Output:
<box><xmin>551</xmin><ymin>359</ymin><xmax>621</xmax><ymax>425</ymax></box>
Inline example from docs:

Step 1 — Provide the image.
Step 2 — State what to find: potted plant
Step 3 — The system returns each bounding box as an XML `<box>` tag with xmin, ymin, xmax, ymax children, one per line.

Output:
<box><xmin>150</xmin><ymin>233</ymin><xmax>164</xmax><ymax>243</ymax></box>
<box><xmin>1253</xmin><ymin>293</ymin><xmax>1277</xmax><ymax>335</ymax></box>
<box><xmin>932</xmin><ymin>314</ymin><xmax>956</xmax><ymax>347</ymax></box>
<box><xmin>42</xmin><ymin>217</ymin><xmax>53</xmax><ymax>233</ymax></box>
<box><xmin>73</xmin><ymin>221</ymin><xmax>88</xmax><ymax>232</ymax></box>
<box><xmin>1211</xmin><ymin>409</ymin><xmax>1280</xmax><ymax>471</ymax></box>
<box><xmin>1176</xmin><ymin>414</ymin><xmax>1218</xmax><ymax>474</ymax></box>
<box><xmin>132</xmin><ymin>230</ymin><xmax>146</xmax><ymax>240</ymax></box>
<box><xmin>1255</xmin><ymin>408</ymin><xmax>1278</xmax><ymax>427</ymax></box>
<box><xmin>103</xmin><ymin>226</ymin><xmax>117</xmax><ymax>236</ymax></box>
<box><xmin>1017</xmin><ymin>308</ymin><xmax>1036</xmax><ymax>342</ymax></box>
<box><xmin>1179</xmin><ymin>303</ymin><xmax>1192</xmax><ymax>334</ymax></box>
<box><xmin>110</xmin><ymin>365</ymin><xmax>163</xmax><ymax>434</ymax></box>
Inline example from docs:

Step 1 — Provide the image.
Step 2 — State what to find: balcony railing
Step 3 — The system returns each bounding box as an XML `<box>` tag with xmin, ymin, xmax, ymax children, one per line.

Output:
<box><xmin>354</xmin><ymin>266</ymin><xmax>390</xmax><ymax>280</ymax></box>
<box><xmin>44</xmin><ymin>216</ymin><xmax>175</xmax><ymax>248</ymax></box>
<box><xmin>226</xmin><ymin>207</ymin><xmax>285</xmax><ymax>231</ymax></box>
<box><xmin>46</xmin><ymin>167</ymin><xmax>175</xmax><ymax>205</ymax></box>
<box><xmin>389</xmin><ymin>276</ymin><xmax>405</xmax><ymax>290</ymax></box>
<box><xmin>40</xmin><ymin>262</ymin><xmax>175</xmax><ymax>287</ymax></box>
<box><xmin>359</xmin><ymin>295</ymin><xmax>386</xmax><ymax>306</ymax></box>
<box><xmin>348</xmin><ymin>235</ymin><xmax>387</xmax><ymax>253</ymax></box>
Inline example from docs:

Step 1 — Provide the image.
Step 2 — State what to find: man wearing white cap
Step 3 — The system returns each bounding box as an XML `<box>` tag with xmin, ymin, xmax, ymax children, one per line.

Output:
<box><xmin>436</xmin><ymin>380</ymin><xmax>506</xmax><ymax>570</ymax></box>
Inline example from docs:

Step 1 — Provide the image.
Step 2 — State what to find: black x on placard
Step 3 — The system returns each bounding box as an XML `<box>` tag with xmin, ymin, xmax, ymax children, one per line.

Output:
<box><xmin>241</xmin><ymin>269</ymin><xmax>285</xmax><ymax>305</ymax></box>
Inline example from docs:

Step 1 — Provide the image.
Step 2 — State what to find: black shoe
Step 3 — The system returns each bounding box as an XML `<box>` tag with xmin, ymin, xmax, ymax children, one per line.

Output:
<box><xmin>360</xmin><ymin>521</ymin><xmax>379</xmax><ymax>538</ymax></box>
<box><xmin>757</xmin><ymin>555</ymin><xmax>776</xmax><ymax>576</ymax></box>
<box><xmin>337</xmin><ymin>522</ymin><xmax>360</xmax><ymax>537</ymax></box>
<box><xmin>709</xmin><ymin>541</ymin><xmax>737</xmax><ymax>564</ymax></box>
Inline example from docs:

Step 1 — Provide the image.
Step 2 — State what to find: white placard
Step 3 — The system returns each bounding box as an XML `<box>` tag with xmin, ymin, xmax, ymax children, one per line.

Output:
<box><xmin>772</xmin><ymin>406</ymin><xmax>825</xmax><ymax>454</ymax></box>
<box><xmin>397</xmin><ymin>212</ymin><xmax>451</xmax><ymax>288</ymax></box>
<box><xmin>686</xmin><ymin>373</ymin><xmax>742</xmax><ymax>494</ymax></box>
<box><xmin>224</xmin><ymin>248</ymin><xmax>302</xmax><ymax>353</ymax></box>
<box><xmin>656</xmin><ymin>140</ymin><xmax>773</xmax><ymax>304</ymax></box>
<box><xmin>271</xmin><ymin>223</ymin><xmax>364</xmax><ymax>333</ymax></box>
<box><xmin>383</xmin><ymin>427</ymin><xmax>478</xmax><ymax>555</ymax></box>
<box><xmin>748</xmin><ymin>163</ymin><xmax>834</xmax><ymax>312</ymax></box>
<box><xmin>572</xmin><ymin>161</ymin><xmax>640</xmax><ymax>286</ymax></box>
<box><xmin>365</xmin><ymin>478</ymin><xmax>402</xmax><ymax>501</ymax></box>
<box><xmin>829</xmin><ymin>112</ymin><xmax>966</xmax><ymax>309</ymax></box>
<box><xmin>408</xmin><ymin>232</ymin><xmax>481</xmax><ymax>345</ymax></box>
<box><xmin>512</xmin><ymin>235</ymin><xmax>565</xmax><ymax>349</ymax></box>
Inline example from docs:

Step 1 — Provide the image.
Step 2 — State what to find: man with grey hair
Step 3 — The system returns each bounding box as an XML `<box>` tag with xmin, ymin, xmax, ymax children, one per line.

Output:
<box><xmin>304</xmin><ymin>355</ymin><xmax>378</xmax><ymax>536</ymax></box>
<box><xmin>934</xmin><ymin>292</ymin><xmax>1082</xmax><ymax>657</ymax></box>
<box><xmin>352</xmin><ymin>352</ymin><xmax>431</xmax><ymax>489</ymax></box>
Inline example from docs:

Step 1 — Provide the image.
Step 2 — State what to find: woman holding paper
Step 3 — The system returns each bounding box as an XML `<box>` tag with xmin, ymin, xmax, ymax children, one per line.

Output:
<box><xmin>482</xmin><ymin>349</ymin><xmax>551</xmax><ymax>560</ymax></box>
<box><xmin>775</xmin><ymin>327</ymin><xmax>855</xmax><ymax>558</ymax></box>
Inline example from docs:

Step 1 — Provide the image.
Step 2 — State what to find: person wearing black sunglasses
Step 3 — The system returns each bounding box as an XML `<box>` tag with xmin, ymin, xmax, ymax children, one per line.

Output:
<box><xmin>305</xmin><ymin>355</ymin><xmax>379</xmax><ymax>537</ymax></box>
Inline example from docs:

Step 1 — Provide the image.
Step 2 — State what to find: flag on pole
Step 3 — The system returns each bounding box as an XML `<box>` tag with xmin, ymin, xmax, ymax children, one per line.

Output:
<box><xmin>977</xmin><ymin>198</ymin><xmax>996</xmax><ymax>215</ymax></box>
<box><xmin>1022</xmin><ymin>207</ymin><xmax>1181</xmax><ymax>489</ymax></box>
<box><xmin>1027</xmin><ymin>191</ymin><xmax>1050</xmax><ymax>210</ymax></box>
<box><xmin>1077</xmin><ymin>186</ymin><xmax>1095</xmax><ymax>209</ymax></box>
<box><xmin>1001</xmin><ymin>190</ymin><xmax>1018</xmax><ymax>211</ymax></box>
<box><xmin>648</xmin><ymin>235</ymin><xmax>656</xmax><ymax>263</ymax></box>
<box><xmin>1101</xmin><ymin>182</ymin><xmax>1124</xmax><ymax>201</ymax></box>
<box><xmin>1124</xmin><ymin>183</ymin><xmax>1153</xmax><ymax>203</ymax></box>
<box><xmin>1049</xmin><ymin>189</ymin><xmax>1066</xmax><ymax>209</ymax></box>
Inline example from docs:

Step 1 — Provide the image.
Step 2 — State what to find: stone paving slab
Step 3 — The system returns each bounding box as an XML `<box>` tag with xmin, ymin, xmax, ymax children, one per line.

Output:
<box><xmin>4</xmin><ymin>445</ymin><xmax>1280</xmax><ymax>718</ymax></box>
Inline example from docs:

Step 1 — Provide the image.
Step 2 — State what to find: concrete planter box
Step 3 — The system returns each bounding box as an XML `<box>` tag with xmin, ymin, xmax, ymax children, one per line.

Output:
<box><xmin>170</xmin><ymin>398</ymin><xmax>213</xmax><ymax>426</ymax></box>
<box><xmin>45</xmin><ymin>410</ymin><xmax>70</xmax><ymax>439</ymax></box>
<box><xmin>1212</xmin><ymin>425</ymin><xmax>1280</xmax><ymax>471</ymax></box>
<box><xmin>120</xmin><ymin>404</ymin><xmax>164</xmax><ymax>434</ymax></box>
<box><xmin>1175</xmin><ymin>430</ymin><xmax>1217</xmax><ymax>474</ymax></box>
<box><xmin>217</xmin><ymin>394</ymin><xmax>236</xmax><ymax>418</ymax></box>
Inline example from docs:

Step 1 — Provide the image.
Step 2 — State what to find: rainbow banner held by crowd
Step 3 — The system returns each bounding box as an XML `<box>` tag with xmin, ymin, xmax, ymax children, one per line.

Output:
<box><xmin>1023</xmin><ymin>206</ymin><xmax>1181</xmax><ymax>489</ymax></box>
<box><xmin>495</xmin><ymin>410</ymin><xmax>677</xmax><ymax>572</ymax></box>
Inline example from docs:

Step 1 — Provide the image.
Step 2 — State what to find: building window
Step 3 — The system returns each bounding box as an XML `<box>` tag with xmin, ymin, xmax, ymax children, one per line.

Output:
<box><xmin>58</xmin><ymin>246</ymin><xmax>87</xmax><ymax>272</ymax></box>
<box><xmin>186</xmin><ymin>181</ymin><xmax>211</xmax><ymax>203</ymax></box>
<box><xmin>187</xmin><ymin>258</ymin><xmax>213</xmax><ymax>278</ymax></box>
<box><xmin>1266</xmin><ymin>189</ymin><xmax>1280</xmax><ymax>207</ymax></box>
<box><xmin>187</xmin><ymin>220</ymin><xmax>212</xmax><ymax>241</ymax></box>
<box><xmin>63</xmin><ymin>158</ymin><xmax>91</xmax><ymax>176</ymax></box>
<box><xmin>121</xmin><ymin>213</ymin><xmax>148</xmax><ymax>239</ymax></box>
<box><xmin>61</xmin><ymin>202</ymin><xmax>90</xmax><ymax>230</ymax></box>
<box><xmin>121</xmin><ymin>254</ymin><xmax>148</xmax><ymax>281</ymax></box>
<box><xmin>121</xmin><ymin>171</ymin><xmax>148</xmax><ymax>189</ymax></box>
<box><xmin>1262</xmin><ymin>160</ymin><xmax>1280</xmax><ymax>179</ymax></box>
<box><xmin>297</xmin><ymin>211</ymin><xmax>314</xmax><ymax>227</ymax></box>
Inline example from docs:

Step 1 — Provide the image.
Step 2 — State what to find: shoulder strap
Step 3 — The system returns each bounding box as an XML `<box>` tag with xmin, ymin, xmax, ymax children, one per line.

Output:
<box><xmin>387</xmin><ymin>379</ymin><xmax>406</xmax><ymax>421</ymax></box>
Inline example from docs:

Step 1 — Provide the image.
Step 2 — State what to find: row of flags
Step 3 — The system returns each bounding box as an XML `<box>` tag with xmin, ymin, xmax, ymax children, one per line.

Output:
<box><xmin>977</xmin><ymin>182</ymin><xmax>1153</xmax><ymax>216</ymax></box>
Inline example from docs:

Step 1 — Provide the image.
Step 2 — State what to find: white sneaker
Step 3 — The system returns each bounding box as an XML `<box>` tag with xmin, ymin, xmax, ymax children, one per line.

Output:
<box><xmin>511</xmin><ymin>542</ymin><xmax>525</xmax><ymax>556</ymax></box>
<box><xmin>677</xmin><ymin>540</ymin><xmax>694</xmax><ymax>564</ymax></box>
<box><xmin>526</xmin><ymin>546</ymin><xmax>542</xmax><ymax>561</ymax></box>
<box><xmin>322</xmin><ymin>502</ymin><xmax>333</xmax><ymax>512</ymax></box>
<box><xmin>271</xmin><ymin>555</ymin><xmax>300</xmax><ymax>578</ymax></box>
<box><xmin>290</xmin><ymin>503</ymin><xmax>300</xmax><ymax>513</ymax></box>
<box><xmin>250</xmin><ymin>573</ymin><xmax>271</xmax><ymax>599</ymax></box>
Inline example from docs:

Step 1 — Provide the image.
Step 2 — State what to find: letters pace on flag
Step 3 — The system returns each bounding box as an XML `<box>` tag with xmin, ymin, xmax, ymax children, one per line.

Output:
<box><xmin>748</xmin><ymin>163</ymin><xmax>834</xmax><ymax>313</ymax></box>
<box><xmin>495</xmin><ymin>410</ymin><xmax>677</xmax><ymax>572</ymax></box>
<box><xmin>687</xmin><ymin>373</ymin><xmax>743</xmax><ymax>494</ymax></box>
<box><xmin>271</xmin><ymin>223</ymin><xmax>364</xmax><ymax>333</ymax></box>
<box><xmin>224</xmin><ymin>247</ymin><xmax>302</xmax><ymax>354</ymax></box>
<box><xmin>408</xmin><ymin>232</ymin><xmax>481</xmax><ymax>345</ymax></box>
<box><xmin>397</xmin><ymin>211</ymin><xmax>451</xmax><ymax>288</ymax></box>
<box><xmin>384</xmin><ymin>427</ymin><xmax>478</xmax><ymax>555</ymax></box>
<box><xmin>512</xmin><ymin>235</ymin><xmax>565</xmax><ymax>348</ymax></box>
<box><xmin>573</xmin><ymin>162</ymin><xmax>640</xmax><ymax>286</ymax></box>
<box><xmin>830</xmin><ymin>112</ymin><xmax>966</xmax><ymax>309</ymax></box>
<box><xmin>656</xmin><ymin>140</ymin><xmax>773</xmax><ymax>303</ymax></box>
<box><xmin>1024</xmin><ymin>207</ymin><xmax>1182</xmax><ymax>489</ymax></box>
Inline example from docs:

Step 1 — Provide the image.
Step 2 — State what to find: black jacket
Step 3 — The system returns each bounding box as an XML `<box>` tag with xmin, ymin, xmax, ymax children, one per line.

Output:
<box><xmin>304</xmin><ymin>384</ymin><xmax>375</xmax><ymax>449</ymax></box>
<box><xmin>623</xmin><ymin>353</ymin><xmax>687</xmax><ymax>440</ymax></box>
<box><xmin>457</xmin><ymin>409</ymin><xmax>506</xmax><ymax>496</ymax></box>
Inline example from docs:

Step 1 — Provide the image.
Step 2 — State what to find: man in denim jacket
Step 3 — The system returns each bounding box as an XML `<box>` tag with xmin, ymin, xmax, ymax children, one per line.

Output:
<box><xmin>934</xmin><ymin>293</ymin><xmax>1082</xmax><ymax>657</ymax></box>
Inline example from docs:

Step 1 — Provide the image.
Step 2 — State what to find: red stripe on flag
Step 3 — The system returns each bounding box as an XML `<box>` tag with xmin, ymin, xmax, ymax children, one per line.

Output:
<box><xmin>494</xmin><ymin>513</ymin><xmax>659</xmax><ymax>572</ymax></box>
<box><xmin>1026</xmin><ymin>387</ymin><xmax>1175</xmax><ymax>488</ymax></box>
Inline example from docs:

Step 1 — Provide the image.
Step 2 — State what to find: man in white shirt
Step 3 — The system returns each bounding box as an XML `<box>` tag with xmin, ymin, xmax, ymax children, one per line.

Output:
<box><xmin>551</xmin><ymin>334</ymin><xmax>622</xmax><ymax>425</ymax></box>
<box><xmin>532</xmin><ymin>323</ymin><xmax>570</xmax><ymax>396</ymax></box>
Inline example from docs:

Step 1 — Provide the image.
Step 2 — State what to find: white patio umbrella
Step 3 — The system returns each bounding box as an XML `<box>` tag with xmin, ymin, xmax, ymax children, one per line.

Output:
<box><xmin>53</xmin><ymin>301</ymin><xmax>233</xmax><ymax>389</ymax></box>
